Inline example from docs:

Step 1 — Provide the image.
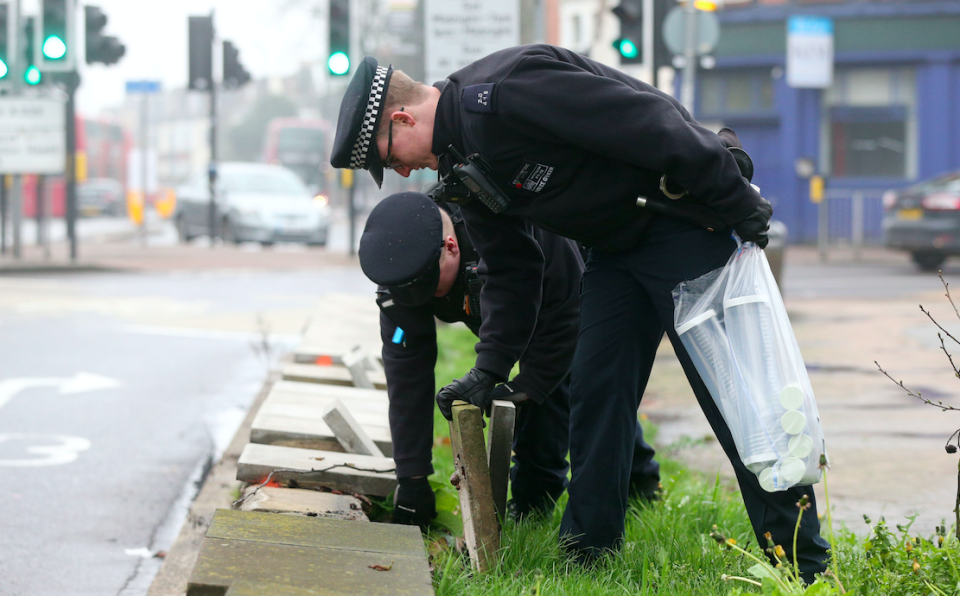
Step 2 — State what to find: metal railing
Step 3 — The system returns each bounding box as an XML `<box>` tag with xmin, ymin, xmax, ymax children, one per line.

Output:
<box><xmin>817</xmin><ymin>188</ymin><xmax>886</xmax><ymax>261</ymax></box>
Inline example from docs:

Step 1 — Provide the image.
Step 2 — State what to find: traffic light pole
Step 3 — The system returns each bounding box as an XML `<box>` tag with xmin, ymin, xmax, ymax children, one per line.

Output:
<box><xmin>207</xmin><ymin>11</ymin><xmax>217</xmax><ymax>248</ymax></box>
<box><xmin>64</xmin><ymin>71</ymin><xmax>79</xmax><ymax>261</ymax></box>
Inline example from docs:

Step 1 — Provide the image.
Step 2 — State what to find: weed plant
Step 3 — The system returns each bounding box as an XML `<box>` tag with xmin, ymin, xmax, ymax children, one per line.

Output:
<box><xmin>422</xmin><ymin>324</ymin><xmax>960</xmax><ymax>595</ymax></box>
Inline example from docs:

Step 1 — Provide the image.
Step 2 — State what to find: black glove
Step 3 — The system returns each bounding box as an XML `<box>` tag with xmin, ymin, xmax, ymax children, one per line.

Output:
<box><xmin>488</xmin><ymin>381</ymin><xmax>532</xmax><ymax>407</ymax></box>
<box><xmin>718</xmin><ymin>127</ymin><xmax>755</xmax><ymax>182</ymax></box>
<box><xmin>393</xmin><ymin>476</ymin><xmax>436</xmax><ymax>528</ymax></box>
<box><xmin>436</xmin><ymin>367</ymin><xmax>501</xmax><ymax>420</ymax></box>
<box><xmin>734</xmin><ymin>197</ymin><xmax>773</xmax><ymax>249</ymax></box>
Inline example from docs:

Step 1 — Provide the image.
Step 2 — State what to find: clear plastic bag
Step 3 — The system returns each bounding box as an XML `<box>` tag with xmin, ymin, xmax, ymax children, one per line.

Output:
<box><xmin>673</xmin><ymin>240</ymin><xmax>825</xmax><ymax>492</ymax></box>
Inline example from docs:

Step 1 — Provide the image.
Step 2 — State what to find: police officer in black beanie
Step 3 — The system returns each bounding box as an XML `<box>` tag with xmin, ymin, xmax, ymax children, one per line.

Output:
<box><xmin>358</xmin><ymin>191</ymin><xmax>660</xmax><ymax>526</ymax></box>
<box><xmin>330</xmin><ymin>49</ymin><xmax>829</xmax><ymax>582</ymax></box>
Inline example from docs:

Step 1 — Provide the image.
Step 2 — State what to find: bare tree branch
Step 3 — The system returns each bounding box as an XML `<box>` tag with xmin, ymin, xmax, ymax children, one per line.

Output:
<box><xmin>920</xmin><ymin>304</ymin><xmax>960</xmax><ymax>348</ymax></box>
<box><xmin>939</xmin><ymin>333</ymin><xmax>960</xmax><ymax>380</ymax></box>
<box><xmin>940</xmin><ymin>271</ymin><xmax>960</xmax><ymax>322</ymax></box>
<box><xmin>875</xmin><ymin>361</ymin><xmax>960</xmax><ymax>411</ymax></box>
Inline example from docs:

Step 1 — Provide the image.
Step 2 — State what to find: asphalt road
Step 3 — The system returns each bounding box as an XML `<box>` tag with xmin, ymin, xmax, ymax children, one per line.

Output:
<box><xmin>0</xmin><ymin>247</ymin><xmax>373</xmax><ymax>595</ymax></box>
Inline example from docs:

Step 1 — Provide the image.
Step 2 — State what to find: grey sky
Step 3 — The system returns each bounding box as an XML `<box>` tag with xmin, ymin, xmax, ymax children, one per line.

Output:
<box><xmin>72</xmin><ymin>0</ymin><xmax>325</xmax><ymax>116</ymax></box>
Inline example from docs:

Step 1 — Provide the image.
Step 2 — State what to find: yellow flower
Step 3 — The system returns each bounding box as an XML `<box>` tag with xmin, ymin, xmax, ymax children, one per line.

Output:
<box><xmin>905</xmin><ymin>541</ymin><xmax>914</xmax><ymax>553</ymax></box>
<box><xmin>912</xmin><ymin>560</ymin><xmax>921</xmax><ymax>573</ymax></box>
<box><xmin>774</xmin><ymin>545</ymin><xmax>786</xmax><ymax>559</ymax></box>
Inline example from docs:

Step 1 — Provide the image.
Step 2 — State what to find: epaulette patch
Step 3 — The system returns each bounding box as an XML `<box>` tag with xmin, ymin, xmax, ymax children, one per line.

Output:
<box><xmin>463</xmin><ymin>83</ymin><xmax>496</xmax><ymax>113</ymax></box>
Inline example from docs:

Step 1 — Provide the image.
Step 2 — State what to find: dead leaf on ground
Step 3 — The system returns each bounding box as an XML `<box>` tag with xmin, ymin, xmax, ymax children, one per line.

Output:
<box><xmin>312</xmin><ymin>457</ymin><xmax>326</xmax><ymax>461</ymax></box>
<box><xmin>368</xmin><ymin>560</ymin><xmax>394</xmax><ymax>571</ymax></box>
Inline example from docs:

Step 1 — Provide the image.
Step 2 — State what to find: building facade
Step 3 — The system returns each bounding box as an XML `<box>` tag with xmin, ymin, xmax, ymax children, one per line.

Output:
<box><xmin>703</xmin><ymin>0</ymin><xmax>960</xmax><ymax>242</ymax></box>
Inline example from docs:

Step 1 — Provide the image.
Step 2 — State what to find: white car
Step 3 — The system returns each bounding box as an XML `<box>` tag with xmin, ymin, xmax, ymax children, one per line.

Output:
<box><xmin>174</xmin><ymin>162</ymin><xmax>331</xmax><ymax>246</ymax></box>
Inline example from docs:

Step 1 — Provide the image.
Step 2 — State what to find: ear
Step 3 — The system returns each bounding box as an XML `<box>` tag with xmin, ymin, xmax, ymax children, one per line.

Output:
<box><xmin>391</xmin><ymin>109</ymin><xmax>415</xmax><ymax>127</ymax></box>
<box><xmin>445</xmin><ymin>235</ymin><xmax>459</xmax><ymax>257</ymax></box>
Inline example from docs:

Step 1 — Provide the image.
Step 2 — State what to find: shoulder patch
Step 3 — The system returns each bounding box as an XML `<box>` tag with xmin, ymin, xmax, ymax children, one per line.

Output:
<box><xmin>462</xmin><ymin>83</ymin><xmax>496</xmax><ymax>113</ymax></box>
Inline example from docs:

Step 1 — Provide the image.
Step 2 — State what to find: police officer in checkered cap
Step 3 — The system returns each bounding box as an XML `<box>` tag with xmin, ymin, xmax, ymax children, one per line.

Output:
<box><xmin>329</xmin><ymin>46</ymin><xmax>827</xmax><ymax>582</ymax></box>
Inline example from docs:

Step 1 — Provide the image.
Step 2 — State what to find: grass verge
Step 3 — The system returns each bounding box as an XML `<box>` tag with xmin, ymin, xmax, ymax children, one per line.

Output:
<box><xmin>419</xmin><ymin>323</ymin><xmax>960</xmax><ymax>595</ymax></box>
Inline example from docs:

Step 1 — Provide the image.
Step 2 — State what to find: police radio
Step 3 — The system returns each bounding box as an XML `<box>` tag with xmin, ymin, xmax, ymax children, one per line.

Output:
<box><xmin>427</xmin><ymin>146</ymin><xmax>512</xmax><ymax>214</ymax></box>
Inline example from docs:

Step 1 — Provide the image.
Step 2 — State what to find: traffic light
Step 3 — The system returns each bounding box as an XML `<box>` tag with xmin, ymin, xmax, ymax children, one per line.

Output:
<box><xmin>612</xmin><ymin>0</ymin><xmax>643</xmax><ymax>64</ymax></box>
<box><xmin>0</xmin><ymin>1</ymin><xmax>10</xmax><ymax>80</ymax></box>
<box><xmin>85</xmin><ymin>6</ymin><xmax>125</xmax><ymax>65</ymax></box>
<box><xmin>328</xmin><ymin>0</ymin><xmax>349</xmax><ymax>76</ymax></box>
<box><xmin>222</xmin><ymin>40</ymin><xmax>250</xmax><ymax>89</ymax></box>
<box><xmin>39</xmin><ymin>0</ymin><xmax>75</xmax><ymax>71</ymax></box>
<box><xmin>23</xmin><ymin>17</ymin><xmax>40</xmax><ymax>85</ymax></box>
<box><xmin>188</xmin><ymin>15</ymin><xmax>213</xmax><ymax>90</ymax></box>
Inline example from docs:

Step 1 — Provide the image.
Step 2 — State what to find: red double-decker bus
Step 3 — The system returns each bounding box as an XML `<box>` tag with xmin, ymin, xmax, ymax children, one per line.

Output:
<box><xmin>262</xmin><ymin>118</ymin><xmax>330</xmax><ymax>191</ymax></box>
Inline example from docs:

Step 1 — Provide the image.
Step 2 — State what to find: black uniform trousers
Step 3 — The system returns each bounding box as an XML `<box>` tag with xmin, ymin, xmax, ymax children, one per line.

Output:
<box><xmin>510</xmin><ymin>374</ymin><xmax>660</xmax><ymax>516</ymax></box>
<box><xmin>559</xmin><ymin>215</ymin><xmax>830</xmax><ymax>576</ymax></box>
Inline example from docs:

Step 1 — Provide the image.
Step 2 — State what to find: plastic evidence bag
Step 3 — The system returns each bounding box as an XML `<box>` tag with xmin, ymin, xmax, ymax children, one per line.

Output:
<box><xmin>672</xmin><ymin>240</ymin><xmax>825</xmax><ymax>492</ymax></box>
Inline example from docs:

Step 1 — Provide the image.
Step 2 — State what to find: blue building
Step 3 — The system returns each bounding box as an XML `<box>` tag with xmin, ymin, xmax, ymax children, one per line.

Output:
<box><xmin>698</xmin><ymin>0</ymin><xmax>960</xmax><ymax>242</ymax></box>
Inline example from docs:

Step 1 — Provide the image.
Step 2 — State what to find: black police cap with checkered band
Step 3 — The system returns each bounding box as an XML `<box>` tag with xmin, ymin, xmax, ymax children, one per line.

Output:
<box><xmin>359</xmin><ymin>192</ymin><xmax>444</xmax><ymax>307</ymax></box>
<box><xmin>331</xmin><ymin>57</ymin><xmax>394</xmax><ymax>188</ymax></box>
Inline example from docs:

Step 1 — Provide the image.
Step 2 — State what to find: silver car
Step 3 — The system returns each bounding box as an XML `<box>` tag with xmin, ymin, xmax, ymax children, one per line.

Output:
<box><xmin>175</xmin><ymin>162</ymin><xmax>331</xmax><ymax>246</ymax></box>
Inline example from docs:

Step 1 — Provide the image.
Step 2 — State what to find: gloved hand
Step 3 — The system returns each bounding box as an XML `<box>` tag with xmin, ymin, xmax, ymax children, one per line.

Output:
<box><xmin>718</xmin><ymin>127</ymin><xmax>754</xmax><ymax>182</ymax></box>
<box><xmin>734</xmin><ymin>197</ymin><xmax>773</xmax><ymax>249</ymax></box>
<box><xmin>488</xmin><ymin>381</ymin><xmax>532</xmax><ymax>406</ymax></box>
<box><xmin>436</xmin><ymin>367</ymin><xmax>501</xmax><ymax>420</ymax></box>
<box><xmin>393</xmin><ymin>476</ymin><xmax>436</xmax><ymax>528</ymax></box>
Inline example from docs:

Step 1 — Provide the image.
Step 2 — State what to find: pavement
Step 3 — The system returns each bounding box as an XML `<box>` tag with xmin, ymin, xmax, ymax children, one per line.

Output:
<box><xmin>646</xmin><ymin>245</ymin><xmax>960</xmax><ymax>538</ymax></box>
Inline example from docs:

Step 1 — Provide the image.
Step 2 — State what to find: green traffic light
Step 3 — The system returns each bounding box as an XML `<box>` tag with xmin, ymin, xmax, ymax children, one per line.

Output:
<box><xmin>0</xmin><ymin>59</ymin><xmax>8</xmax><ymax>79</ymax></box>
<box><xmin>618</xmin><ymin>39</ymin><xmax>638</xmax><ymax>59</ymax></box>
<box><xmin>328</xmin><ymin>51</ymin><xmax>350</xmax><ymax>76</ymax></box>
<box><xmin>25</xmin><ymin>65</ymin><xmax>41</xmax><ymax>85</ymax></box>
<box><xmin>42</xmin><ymin>35</ymin><xmax>67</xmax><ymax>60</ymax></box>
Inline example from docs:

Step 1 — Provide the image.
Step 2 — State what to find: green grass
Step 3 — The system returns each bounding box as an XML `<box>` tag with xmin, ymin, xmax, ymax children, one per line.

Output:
<box><xmin>420</xmin><ymin>324</ymin><xmax>960</xmax><ymax>595</ymax></box>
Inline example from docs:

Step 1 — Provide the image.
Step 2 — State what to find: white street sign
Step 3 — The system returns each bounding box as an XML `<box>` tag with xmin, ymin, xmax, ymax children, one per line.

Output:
<box><xmin>0</xmin><ymin>99</ymin><xmax>66</xmax><ymax>175</ymax></box>
<box><xmin>787</xmin><ymin>16</ymin><xmax>834</xmax><ymax>89</ymax></box>
<box><xmin>424</xmin><ymin>0</ymin><xmax>520</xmax><ymax>84</ymax></box>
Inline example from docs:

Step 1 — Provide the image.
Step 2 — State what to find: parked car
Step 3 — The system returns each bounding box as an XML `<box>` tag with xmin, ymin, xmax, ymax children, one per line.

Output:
<box><xmin>883</xmin><ymin>170</ymin><xmax>960</xmax><ymax>271</ymax></box>
<box><xmin>78</xmin><ymin>178</ymin><xmax>125</xmax><ymax>217</ymax></box>
<box><xmin>174</xmin><ymin>162</ymin><xmax>331</xmax><ymax>246</ymax></box>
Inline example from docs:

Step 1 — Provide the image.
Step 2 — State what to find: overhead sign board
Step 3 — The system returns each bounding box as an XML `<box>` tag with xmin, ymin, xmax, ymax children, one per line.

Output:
<box><xmin>125</xmin><ymin>80</ymin><xmax>162</xmax><ymax>94</ymax></box>
<box><xmin>786</xmin><ymin>16</ymin><xmax>834</xmax><ymax>89</ymax></box>
<box><xmin>424</xmin><ymin>0</ymin><xmax>519</xmax><ymax>84</ymax></box>
<box><xmin>0</xmin><ymin>99</ymin><xmax>66</xmax><ymax>175</ymax></box>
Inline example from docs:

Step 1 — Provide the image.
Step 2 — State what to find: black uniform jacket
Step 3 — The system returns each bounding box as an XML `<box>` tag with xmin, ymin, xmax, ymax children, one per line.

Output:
<box><xmin>430</xmin><ymin>44</ymin><xmax>763</xmax><ymax>381</ymax></box>
<box><xmin>378</xmin><ymin>206</ymin><xmax>583</xmax><ymax>437</ymax></box>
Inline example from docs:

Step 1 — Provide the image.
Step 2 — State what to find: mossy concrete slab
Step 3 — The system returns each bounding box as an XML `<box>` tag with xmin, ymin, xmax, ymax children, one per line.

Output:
<box><xmin>225</xmin><ymin>580</ymin><xmax>325</xmax><ymax>596</ymax></box>
<box><xmin>237</xmin><ymin>443</ymin><xmax>397</xmax><ymax>497</ymax></box>
<box><xmin>205</xmin><ymin>510</ymin><xmax>423</xmax><ymax>555</ymax></box>
<box><xmin>187</xmin><ymin>539</ymin><xmax>432</xmax><ymax>596</ymax></box>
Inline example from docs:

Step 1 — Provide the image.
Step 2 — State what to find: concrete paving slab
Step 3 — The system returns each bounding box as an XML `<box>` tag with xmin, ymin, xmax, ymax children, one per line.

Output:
<box><xmin>282</xmin><ymin>363</ymin><xmax>387</xmax><ymax>389</ymax></box>
<box><xmin>487</xmin><ymin>400</ymin><xmax>516</xmax><ymax>522</ymax></box>
<box><xmin>323</xmin><ymin>399</ymin><xmax>385</xmax><ymax>457</ymax></box>
<box><xmin>450</xmin><ymin>401</ymin><xmax>499</xmax><ymax>572</ymax></box>
<box><xmin>237</xmin><ymin>443</ymin><xmax>397</xmax><ymax>497</ymax></box>
<box><xmin>239</xmin><ymin>486</ymin><xmax>368</xmax><ymax>521</ymax></box>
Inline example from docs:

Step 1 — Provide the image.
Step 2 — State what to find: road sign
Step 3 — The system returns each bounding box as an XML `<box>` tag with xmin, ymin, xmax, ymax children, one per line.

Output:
<box><xmin>0</xmin><ymin>98</ymin><xmax>66</xmax><ymax>175</ymax></box>
<box><xmin>125</xmin><ymin>79</ymin><xmax>161</xmax><ymax>94</ymax></box>
<box><xmin>787</xmin><ymin>16</ymin><xmax>833</xmax><ymax>89</ymax></box>
<box><xmin>424</xmin><ymin>0</ymin><xmax>519</xmax><ymax>84</ymax></box>
<box><xmin>662</xmin><ymin>6</ymin><xmax>719</xmax><ymax>56</ymax></box>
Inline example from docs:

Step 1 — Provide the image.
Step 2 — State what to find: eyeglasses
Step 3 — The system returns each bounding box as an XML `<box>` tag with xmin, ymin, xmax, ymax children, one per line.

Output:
<box><xmin>384</xmin><ymin>107</ymin><xmax>404</xmax><ymax>171</ymax></box>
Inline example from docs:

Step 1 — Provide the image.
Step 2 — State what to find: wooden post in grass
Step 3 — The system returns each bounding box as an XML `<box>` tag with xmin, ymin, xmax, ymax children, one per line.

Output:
<box><xmin>449</xmin><ymin>400</ymin><xmax>500</xmax><ymax>572</ymax></box>
<box><xmin>486</xmin><ymin>400</ymin><xmax>517</xmax><ymax>523</ymax></box>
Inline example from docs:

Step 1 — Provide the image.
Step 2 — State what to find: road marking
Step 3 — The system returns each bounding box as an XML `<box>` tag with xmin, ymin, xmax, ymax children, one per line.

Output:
<box><xmin>0</xmin><ymin>373</ymin><xmax>122</xmax><ymax>412</ymax></box>
<box><xmin>0</xmin><ymin>434</ymin><xmax>91</xmax><ymax>467</ymax></box>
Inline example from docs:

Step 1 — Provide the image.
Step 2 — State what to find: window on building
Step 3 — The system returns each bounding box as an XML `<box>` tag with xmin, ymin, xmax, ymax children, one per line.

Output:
<box><xmin>822</xmin><ymin>67</ymin><xmax>916</xmax><ymax>179</ymax></box>
<box><xmin>698</xmin><ymin>69</ymin><xmax>775</xmax><ymax>116</ymax></box>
